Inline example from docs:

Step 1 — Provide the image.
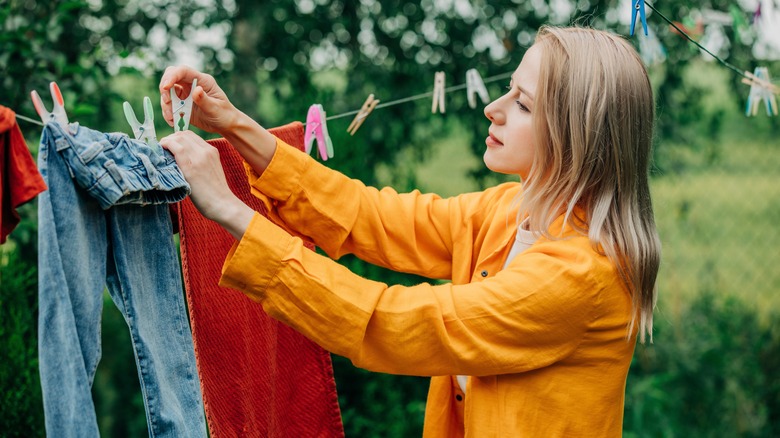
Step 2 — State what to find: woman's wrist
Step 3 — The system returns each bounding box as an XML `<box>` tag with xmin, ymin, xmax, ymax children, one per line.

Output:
<box><xmin>212</xmin><ymin>196</ymin><xmax>255</xmax><ymax>241</ymax></box>
<box><xmin>220</xmin><ymin>112</ymin><xmax>278</xmax><ymax>174</ymax></box>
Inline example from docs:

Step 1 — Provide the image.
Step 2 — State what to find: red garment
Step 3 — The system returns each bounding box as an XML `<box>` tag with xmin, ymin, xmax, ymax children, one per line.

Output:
<box><xmin>177</xmin><ymin>122</ymin><xmax>344</xmax><ymax>438</ymax></box>
<box><xmin>0</xmin><ymin>105</ymin><xmax>47</xmax><ymax>244</ymax></box>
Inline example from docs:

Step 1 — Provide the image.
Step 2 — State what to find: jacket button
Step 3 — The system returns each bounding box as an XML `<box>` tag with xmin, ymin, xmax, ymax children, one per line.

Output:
<box><xmin>480</xmin><ymin>270</ymin><xmax>488</xmax><ymax>277</ymax></box>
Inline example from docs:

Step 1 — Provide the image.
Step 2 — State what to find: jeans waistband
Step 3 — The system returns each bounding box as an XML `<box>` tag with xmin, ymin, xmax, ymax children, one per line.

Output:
<box><xmin>42</xmin><ymin>122</ymin><xmax>190</xmax><ymax>209</ymax></box>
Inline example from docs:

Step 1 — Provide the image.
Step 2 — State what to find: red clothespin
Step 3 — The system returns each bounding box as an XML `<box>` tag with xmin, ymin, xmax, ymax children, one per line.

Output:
<box><xmin>304</xmin><ymin>104</ymin><xmax>334</xmax><ymax>160</ymax></box>
<box><xmin>347</xmin><ymin>94</ymin><xmax>380</xmax><ymax>135</ymax></box>
<box><xmin>742</xmin><ymin>67</ymin><xmax>779</xmax><ymax>117</ymax></box>
<box><xmin>30</xmin><ymin>82</ymin><xmax>70</xmax><ymax>129</ymax></box>
<box><xmin>630</xmin><ymin>0</ymin><xmax>648</xmax><ymax>36</ymax></box>
<box><xmin>431</xmin><ymin>71</ymin><xmax>446</xmax><ymax>114</ymax></box>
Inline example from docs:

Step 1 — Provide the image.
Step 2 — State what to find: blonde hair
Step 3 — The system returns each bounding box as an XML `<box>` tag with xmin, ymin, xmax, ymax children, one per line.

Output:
<box><xmin>520</xmin><ymin>26</ymin><xmax>661</xmax><ymax>343</ymax></box>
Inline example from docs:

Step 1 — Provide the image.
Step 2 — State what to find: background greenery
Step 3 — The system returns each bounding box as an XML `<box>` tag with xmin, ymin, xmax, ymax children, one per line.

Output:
<box><xmin>2</xmin><ymin>0</ymin><xmax>779</xmax><ymax>436</ymax></box>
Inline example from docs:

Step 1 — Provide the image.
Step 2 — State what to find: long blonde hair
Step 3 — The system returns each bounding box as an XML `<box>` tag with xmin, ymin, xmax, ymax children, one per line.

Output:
<box><xmin>520</xmin><ymin>26</ymin><xmax>661</xmax><ymax>343</ymax></box>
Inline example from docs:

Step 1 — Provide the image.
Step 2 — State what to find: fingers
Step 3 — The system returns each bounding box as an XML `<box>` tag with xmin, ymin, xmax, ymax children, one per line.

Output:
<box><xmin>159</xmin><ymin>131</ymin><xmax>210</xmax><ymax>162</ymax></box>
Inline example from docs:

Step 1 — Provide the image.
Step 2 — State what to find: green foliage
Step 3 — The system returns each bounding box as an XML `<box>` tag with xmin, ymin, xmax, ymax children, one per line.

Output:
<box><xmin>0</xmin><ymin>245</ymin><xmax>45</xmax><ymax>436</ymax></box>
<box><xmin>625</xmin><ymin>292</ymin><xmax>780</xmax><ymax>437</ymax></box>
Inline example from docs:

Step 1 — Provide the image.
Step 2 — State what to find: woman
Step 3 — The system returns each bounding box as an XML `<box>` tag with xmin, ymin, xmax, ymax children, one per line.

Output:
<box><xmin>160</xmin><ymin>26</ymin><xmax>661</xmax><ymax>437</ymax></box>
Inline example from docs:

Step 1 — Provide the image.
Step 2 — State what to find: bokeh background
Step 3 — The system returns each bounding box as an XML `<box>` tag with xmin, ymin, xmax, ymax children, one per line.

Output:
<box><xmin>2</xmin><ymin>0</ymin><xmax>780</xmax><ymax>436</ymax></box>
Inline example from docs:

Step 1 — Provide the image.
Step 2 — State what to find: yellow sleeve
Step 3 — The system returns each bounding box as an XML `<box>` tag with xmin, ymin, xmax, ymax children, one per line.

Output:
<box><xmin>241</xmin><ymin>138</ymin><xmax>508</xmax><ymax>281</ymax></box>
<box><xmin>220</xmin><ymin>212</ymin><xmax>607</xmax><ymax>377</ymax></box>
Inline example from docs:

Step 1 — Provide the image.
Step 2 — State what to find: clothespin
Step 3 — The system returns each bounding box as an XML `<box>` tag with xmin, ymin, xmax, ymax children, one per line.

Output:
<box><xmin>304</xmin><ymin>104</ymin><xmax>334</xmax><ymax>160</ymax></box>
<box><xmin>431</xmin><ymin>71</ymin><xmax>446</xmax><ymax>114</ymax></box>
<box><xmin>630</xmin><ymin>0</ymin><xmax>648</xmax><ymax>36</ymax></box>
<box><xmin>171</xmin><ymin>78</ymin><xmax>197</xmax><ymax>131</ymax></box>
<box><xmin>742</xmin><ymin>67</ymin><xmax>779</xmax><ymax>117</ymax></box>
<box><xmin>123</xmin><ymin>96</ymin><xmax>160</xmax><ymax>150</ymax></box>
<box><xmin>347</xmin><ymin>94</ymin><xmax>380</xmax><ymax>136</ymax></box>
<box><xmin>465</xmin><ymin>69</ymin><xmax>490</xmax><ymax>109</ymax></box>
<box><xmin>638</xmin><ymin>26</ymin><xmax>666</xmax><ymax>66</ymax></box>
<box><xmin>30</xmin><ymin>82</ymin><xmax>70</xmax><ymax>129</ymax></box>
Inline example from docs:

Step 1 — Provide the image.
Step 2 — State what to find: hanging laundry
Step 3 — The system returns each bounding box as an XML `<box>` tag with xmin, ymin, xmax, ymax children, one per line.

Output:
<box><xmin>0</xmin><ymin>105</ymin><xmax>47</xmax><ymax>244</ymax></box>
<box><xmin>37</xmin><ymin>121</ymin><xmax>207</xmax><ymax>437</ymax></box>
<box><xmin>177</xmin><ymin>121</ymin><xmax>344</xmax><ymax>438</ymax></box>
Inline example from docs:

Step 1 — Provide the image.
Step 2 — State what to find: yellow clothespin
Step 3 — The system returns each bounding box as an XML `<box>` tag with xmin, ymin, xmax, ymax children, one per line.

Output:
<box><xmin>347</xmin><ymin>94</ymin><xmax>380</xmax><ymax>135</ymax></box>
<box><xmin>431</xmin><ymin>71</ymin><xmax>446</xmax><ymax>114</ymax></box>
<box><xmin>742</xmin><ymin>67</ymin><xmax>779</xmax><ymax>117</ymax></box>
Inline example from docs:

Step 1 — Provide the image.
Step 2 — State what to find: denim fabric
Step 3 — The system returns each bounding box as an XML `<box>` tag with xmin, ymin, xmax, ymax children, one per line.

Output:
<box><xmin>44</xmin><ymin>122</ymin><xmax>190</xmax><ymax>208</ymax></box>
<box><xmin>37</xmin><ymin>122</ymin><xmax>206</xmax><ymax>437</ymax></box>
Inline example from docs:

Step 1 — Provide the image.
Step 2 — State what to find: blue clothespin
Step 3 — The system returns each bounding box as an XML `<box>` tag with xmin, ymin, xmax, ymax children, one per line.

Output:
<box><xmin>123</xmin><ymin>96</ymin><xmax>160</xmax><ymax>149</ymax></box>
<box><xmin>744</xmin><ymin>67</ymin><xmax>779</xmax><ymax>117</ymax></box>
<box><xmin>30</xmin><ymin>82</ymin><xmax>70</xmax><ymax>129</ymax></box>
<box><xmin>171</xmin><ymin>78</ymin><xmax>197</xmax><ymax>131</ymax></box>
<box><xmin>630</xmin><ymin>0</ymin><xmax>648</xmax><ymax>36</ymax></box>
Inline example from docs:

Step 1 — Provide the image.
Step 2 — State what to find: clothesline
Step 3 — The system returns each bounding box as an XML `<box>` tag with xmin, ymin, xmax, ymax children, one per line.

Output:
<box><xmin>11</xmin><ymin>4</ymin><xmax>779</xmax><ymax>129</ymax></box>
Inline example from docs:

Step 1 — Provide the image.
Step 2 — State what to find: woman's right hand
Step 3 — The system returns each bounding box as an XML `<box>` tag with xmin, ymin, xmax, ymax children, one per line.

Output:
<box><xmin>159</xmin><ymin>66</ymin><xmax>240</xmax><ymax>135</ymax></box>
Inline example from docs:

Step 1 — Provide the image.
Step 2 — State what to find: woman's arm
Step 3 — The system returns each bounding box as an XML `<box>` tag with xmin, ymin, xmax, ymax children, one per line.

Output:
<box><xmin>220</xmin><ymin>212</ymin><xmax>623</xmax><ymax>377</ymax></box>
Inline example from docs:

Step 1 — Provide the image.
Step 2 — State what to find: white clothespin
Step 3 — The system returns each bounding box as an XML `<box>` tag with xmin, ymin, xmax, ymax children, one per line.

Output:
<box><xmin>742</xmin><ymin>67</ymin><xmax>779</xmax><ymax>117</ymax></box>
<box><xmin>347</xmin><ymin>94</ymin><xmax>380</xmax><ymax>136</ymax></box>
<box><xmin>123</xmin><ymin>96</ymin><xmax>160</xmax><ymax>149</ymax></box>
<box><xmin>431</xmin><ymin>71</ymin><xmax>446</xmax><ymax>114</ymax></box>
<box><xmin>465</xmin><ymin>69</ymin><xmax>490</xmax><ymax>109</ymax></box>
<box><xmin>171</xmin><ymin>78</ymin><xmax>197</xmax><ymax>131</ymax></box>
<box><xmin>30</xmin><ymin>82</ymin><xmax>70</xmax><ymax>129</ymax></box>
<box><xmin>305</xmin><ymin>104</ymin><xmax>334</xmax><ymax>160</ymax></box>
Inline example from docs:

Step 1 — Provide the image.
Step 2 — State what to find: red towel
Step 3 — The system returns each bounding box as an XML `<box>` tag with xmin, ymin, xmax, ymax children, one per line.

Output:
<box><xmin>0</xmin><ymin>105</ymin><xmax>47</xmax><ymax>244</ymax></box>
<box><xmin>177</xmin><ymin>122</ymin><xmax>344</xmax><ymax>438</ymax></box>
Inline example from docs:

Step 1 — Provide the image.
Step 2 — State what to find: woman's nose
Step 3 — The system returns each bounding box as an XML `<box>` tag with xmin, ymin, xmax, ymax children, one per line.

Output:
<box><xmin>484</xmin><ymin>99</ymin><xmax>502</xmax><ymax>124</ymax></box>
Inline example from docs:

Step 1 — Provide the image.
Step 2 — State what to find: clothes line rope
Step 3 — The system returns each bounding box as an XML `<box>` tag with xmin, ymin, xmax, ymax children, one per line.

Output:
<box><xmin>10</xmin><ymin>3</ymin><xmax>779</xmax><ymax>129</ymax></box>
<box><xmin>644</xmin><ymin>1</ymin><xmax>752</xmax><ymax>81</ymax></box>
<box><xmin>324</xmin><ymin>71</ymin><xmax>514</xmax><ymax>121</ymax></box>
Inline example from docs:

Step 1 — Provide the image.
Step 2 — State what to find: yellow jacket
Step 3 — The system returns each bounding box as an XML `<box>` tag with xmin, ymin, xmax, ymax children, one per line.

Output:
<box><xmin>220</xmin><ymin>138</ymin><xmax>636</xmax><ymax>437</ymax></box>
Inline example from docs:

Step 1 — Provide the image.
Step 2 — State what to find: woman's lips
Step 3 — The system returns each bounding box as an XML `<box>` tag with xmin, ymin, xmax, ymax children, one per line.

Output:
<box><xmin>486</xmin><ymin>133</ymin><xmax>503</xmax><ymax>148</ymax></box>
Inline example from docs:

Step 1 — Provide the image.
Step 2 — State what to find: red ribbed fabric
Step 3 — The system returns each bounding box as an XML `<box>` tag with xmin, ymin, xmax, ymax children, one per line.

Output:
<box><xmin>177</xmin><ymin>122</ymin><xmax>344</xmax><ymax>438</ymax></box>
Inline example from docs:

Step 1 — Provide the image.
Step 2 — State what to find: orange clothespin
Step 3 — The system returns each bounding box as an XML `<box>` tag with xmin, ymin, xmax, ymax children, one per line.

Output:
<box><xmin>347</xmin><ymin>94</ymin><xmax>380</xmax><ymax>136</ymax></box>
<box><xmin>30</xmin><ymin>82</ymin><xmax>70</xmax><ymax>130</ymax></box>
<box><xmin>742</xmin><ymin>67</ymin><xmax>779</xmax><ymax>117</ymax></box>
<box><xmin>431</xmin><ymin>71</ymin><xmax>446</xmax><ymax>114</ymax></box>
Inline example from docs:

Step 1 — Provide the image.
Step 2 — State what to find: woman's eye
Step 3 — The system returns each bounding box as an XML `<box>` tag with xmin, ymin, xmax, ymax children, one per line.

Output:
<box><xmin>516</xmin><ymin>100</ymin><xmax>529</xmax><ymax>112</ymax></box>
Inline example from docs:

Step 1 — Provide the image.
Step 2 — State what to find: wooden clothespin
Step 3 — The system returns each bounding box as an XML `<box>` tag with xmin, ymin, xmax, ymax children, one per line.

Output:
<box><xmin>432</xmin><ymin>71</ymin><xmax>446</xmax><ymax>114</ymax></box>
<box><xmin>30</xmin><ymin>82</ymin><xmax>70</xmax><ymax>130</ymax></box>
<box><xmin>742</xmin><ymin>67</ymin><xmax>779</xmax><ymax>117</ymax></box>
<box><xmin>305</xmin><ymin>104</ymin><xmax>334</xmax><ymax>160</ymax></box>
<box><xmin>630</xmin><ymin>0</ymin><xmax>648</xmax><ymax>36</ymax></box>
<box><xmin>347</xmin><ymin>94</ymin><xmax>380</xmax><ymax>136</ymax></box>
<box><xmin>466</xmin><ymin>69</ymin><xmax>490</xmax><ymax>109</ymax></box>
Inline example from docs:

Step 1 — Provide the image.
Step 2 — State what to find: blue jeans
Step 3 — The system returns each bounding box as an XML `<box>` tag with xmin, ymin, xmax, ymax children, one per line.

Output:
<box><xmin>37</xmin><ymin>122</ymin><xmax>206</xmax><ymax>437</ymax></box>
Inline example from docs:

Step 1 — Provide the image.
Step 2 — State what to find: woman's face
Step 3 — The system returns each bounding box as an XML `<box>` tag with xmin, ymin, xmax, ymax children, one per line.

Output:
<box><xmin>483</xmin><ymin>44</ymin><xmax>541</xmax><ymax>180</ymax></box>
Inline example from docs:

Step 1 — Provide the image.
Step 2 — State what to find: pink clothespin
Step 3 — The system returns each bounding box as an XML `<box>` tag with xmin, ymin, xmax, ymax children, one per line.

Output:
<box><xmin>304</xmin><ymin>104</ymin><xmax>334</xmax><ymax>160</ymax></box>
<box><xmin>30</xmin><ymin>82</ymin><xmax>70</xmax><ymax>129</ymax></box>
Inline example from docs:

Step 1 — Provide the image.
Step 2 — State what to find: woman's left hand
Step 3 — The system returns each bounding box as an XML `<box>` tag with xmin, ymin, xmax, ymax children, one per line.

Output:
<box><xmin>160</xmin><ymin>131</ymin><xmax>254</xmax><ymax>240</ymax></box>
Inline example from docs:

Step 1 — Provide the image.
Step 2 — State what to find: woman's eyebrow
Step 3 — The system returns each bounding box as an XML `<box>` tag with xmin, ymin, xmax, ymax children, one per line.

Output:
<box><xmin>511</xmin><ymin>74</ymin><xmax>535</xmax><ymax>100</ymax></box>
<box><xmin>517</xmin><ymin>85</ymin><xmax>535</xmax><ymax>101</ymax></box>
